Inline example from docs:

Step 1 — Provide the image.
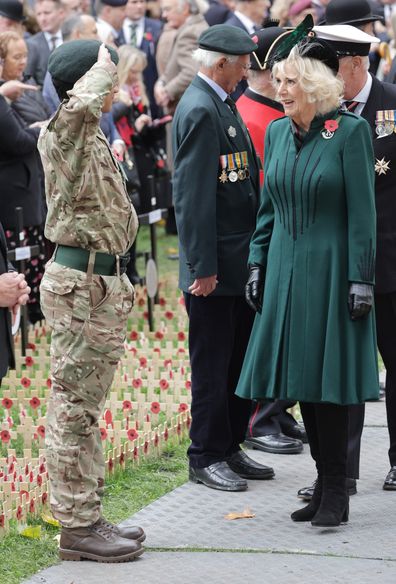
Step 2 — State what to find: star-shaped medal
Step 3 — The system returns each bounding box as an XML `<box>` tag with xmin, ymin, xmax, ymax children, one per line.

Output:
<box><xmin>219</xmin><ymin>170</ymin><xmax>228</xmax><ymax>183</ymax></box>
<box><xmin>375</xmin><ymin>157</ymin><xmax>391</xmax><ymax>176</ymax></box>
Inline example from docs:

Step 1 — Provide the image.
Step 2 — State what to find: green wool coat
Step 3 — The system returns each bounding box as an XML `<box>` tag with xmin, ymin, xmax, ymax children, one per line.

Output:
<box><xmin>236</xmin><ymin>110</ymin><xmax>379</xmax><ymax>405</ymax></box>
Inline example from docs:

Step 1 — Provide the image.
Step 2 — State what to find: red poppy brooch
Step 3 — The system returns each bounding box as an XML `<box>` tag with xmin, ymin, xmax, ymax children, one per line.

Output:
<box><xmin>322</xmin><ymin>118</ymin><xmax>340</xmax><ymax>140</ymax></box>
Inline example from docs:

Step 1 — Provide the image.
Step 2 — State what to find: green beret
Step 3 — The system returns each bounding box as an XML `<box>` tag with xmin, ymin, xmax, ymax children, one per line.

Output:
<box><xmin>198</xmin><ymin>24</ymin><xmax>258</xmax><ymax>55</ymax></box>
<box><xmin>48</xmin><ymin>40</ymin><xmax>119</xmax><ymax>85</ymax></box>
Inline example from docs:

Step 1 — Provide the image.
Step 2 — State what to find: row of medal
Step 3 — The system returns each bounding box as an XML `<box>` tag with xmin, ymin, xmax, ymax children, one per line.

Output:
<box><xmin>219</xmin><ymin>151</ymin><xmax>250</xmax><ymax>183</ymax></box>
<box><xmin>375</xmin><ymin>110</ymin><xmax>396</xmax><ymax>137</ymax></box>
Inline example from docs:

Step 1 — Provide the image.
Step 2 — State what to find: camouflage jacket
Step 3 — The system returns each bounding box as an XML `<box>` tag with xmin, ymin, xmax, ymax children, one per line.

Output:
<box><xmin>38</xmin><ymin>61</ymin><xmax>138</xmax><ymax>255</ymax></box>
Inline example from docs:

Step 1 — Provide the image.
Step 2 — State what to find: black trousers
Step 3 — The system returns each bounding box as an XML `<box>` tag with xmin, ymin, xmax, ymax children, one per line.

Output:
<box><xmin>300</xmin><ymin>402</ymin><xmax>349</xmax><ymax>477</ymax></box>
<box><xmin>247</xmin><ymin>399</ymin><xmax>298</xmax><ymax>437</ymax></box>
<box><xmin>376</xmin><ymin>291</ymin><xmax>396</xmax><ymax>467</ymax></box>
<box><xmin>185</xmin><ymin>293</ymin><xmax>254</xmax><ymax>468</ymax></box>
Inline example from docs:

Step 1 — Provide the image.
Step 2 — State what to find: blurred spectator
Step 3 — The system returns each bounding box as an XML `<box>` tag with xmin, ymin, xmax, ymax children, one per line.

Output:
<box><xmin>95</xmin><ymin>0</ymin><xmax>127</xmax><ymax>45</ymax></box>
<box><xmin>0</xmin><ymin>35</ymin><xmax>45</xmax><ymax>323</ymax></box>
<box><xmin>114</xmin><ymin>45</ymin><xmax>170</xmax><ymax>281</ymax></box>
<box><xmin>0</xmin><ymin>31</ymin><xmax>51</xmax><ymax>124</ymax></box>
<box><xmin>62</xmin><ymin>0</ymin><xmax>83</xmax><ymax>16</ymax></box>
<box><xmin>25</xmin><ymin>0</ymin><xmax>65</xmax><ymax>86</ymax></box>
<box><xmin>42</xmin><ymin>13</ymin><xmax>98</xmax><ymax>110</ymax></box>
<box><xmin>270</xmin><ymin>0</ymin><xmax>295</xmax><ymax>25</ymax></box>
<box><xmin>0</xmin><ymin>0</ymin><xmax>25</xmax><ymax>33</ymax></box>
<box><xmin>204</xmin><ymin>0</ymin><xmax>235</xmax><ymax>26</ymax></box>
<box><xmin>288</xmin><ymin>0</ymin><xmax>315</xmax><ymax>26</ymax></box>
<box><xmin>225</xmin><ymin>0</ymin><xmax>269</xmax><ymax>31</ymax></box>
<box><xmin>120</xmin><ymin>0</ymin><xmax>163</xmax><ymax>117</ymax></box>
<box><xmin>154</xmin><ymin>0</ymin><xmax>207</xmax><ymax>116</ymax></box>
<box><xmin>224</xmin><ymin>0</ymin><xmax>270</xmax><ymax>99</ymax></box>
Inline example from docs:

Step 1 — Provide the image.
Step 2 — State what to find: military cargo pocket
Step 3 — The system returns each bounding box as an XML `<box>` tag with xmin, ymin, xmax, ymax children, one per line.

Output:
<box><xmin>40</xmin><ymin>277</ymin><xmax>76</xmax><ymax>330</ymax></box>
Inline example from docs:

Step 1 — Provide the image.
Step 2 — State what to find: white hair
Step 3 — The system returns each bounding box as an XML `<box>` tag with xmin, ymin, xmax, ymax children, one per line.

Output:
<box><xmin>192</xmin><ymin>48</ymin><xmax>239</xmax><ymax>68</ymax></box>
<box><xmin>272</xmin><ymin>44</ymin><xmax>344</xmax><ymax>116</ymax></box>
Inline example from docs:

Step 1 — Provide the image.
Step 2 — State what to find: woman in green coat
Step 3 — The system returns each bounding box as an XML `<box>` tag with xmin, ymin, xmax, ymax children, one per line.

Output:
<box><xmin>235</xmin><ymin>35</ymin><xmax>378</xmax><ymax>527</ymax></box>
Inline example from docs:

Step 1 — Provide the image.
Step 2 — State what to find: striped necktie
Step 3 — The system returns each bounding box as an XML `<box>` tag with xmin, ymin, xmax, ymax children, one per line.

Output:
<box><xmin>344</xmin><ymin>100</ymin><xmax>360</xmax><ymax>113</ymax></box>
<box><xmin>129</xmin><ymin>23</ymin><xmax>138</xmax><ymax>46</ymax></box>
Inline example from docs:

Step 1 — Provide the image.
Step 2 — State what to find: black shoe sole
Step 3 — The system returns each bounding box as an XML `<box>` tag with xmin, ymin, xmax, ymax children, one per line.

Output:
<box><xmin>383</xmin><ymin>484</ymin><xmax>396</xmax><ymax>490</ymax></box>
<box><xmin>244</xmin><ymin>439</ymin><xmax>303</xmax><ymax>455</ymax></box>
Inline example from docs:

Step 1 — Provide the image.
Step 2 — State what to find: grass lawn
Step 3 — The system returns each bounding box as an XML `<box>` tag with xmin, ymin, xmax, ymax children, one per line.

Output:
<box><xmin>0</xmin><ymin>438</ymin><xmax>189</xmax><ymax>584</ymax></box>
<box><xmin>0</xmin><ymin>225</ymin><xmax>184</xmax><ymax>583</ymax></box>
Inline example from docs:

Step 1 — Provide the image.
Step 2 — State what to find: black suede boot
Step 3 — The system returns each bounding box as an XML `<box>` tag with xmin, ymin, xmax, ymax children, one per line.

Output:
<box><xmin>311</xmin><ymin>475</ymin><xmax>349</xmax><ymax>527</ymax></box>
<box><xmin>291</xmin><ymin>476</ymin><xmax>322</xmax><ymax>522</ymax></box>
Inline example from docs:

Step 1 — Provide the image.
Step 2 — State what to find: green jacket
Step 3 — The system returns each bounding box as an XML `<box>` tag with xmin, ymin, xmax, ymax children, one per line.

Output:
<box><xmin>172</xmin><ymin>75</ymin><xmax>259</xmax><ymax>295</ymax></box>
<box><xmin>236</xmin><ymin>111</ymin><xmax>379</xmax><ymax>405</ymax></box>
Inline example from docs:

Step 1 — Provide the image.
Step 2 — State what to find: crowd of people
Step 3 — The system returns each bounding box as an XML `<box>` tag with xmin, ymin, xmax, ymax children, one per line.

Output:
<box><xmin>0</xmin><ymin>0</ymin><xmax>396</xmax><ymax>566</ymax></box>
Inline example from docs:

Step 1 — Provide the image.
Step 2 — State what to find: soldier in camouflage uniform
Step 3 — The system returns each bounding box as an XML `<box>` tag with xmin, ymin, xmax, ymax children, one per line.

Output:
<box><xmin>38</xmin><ymin>40</ymin><xmax>144</xmax><ymax>563</ymax></box>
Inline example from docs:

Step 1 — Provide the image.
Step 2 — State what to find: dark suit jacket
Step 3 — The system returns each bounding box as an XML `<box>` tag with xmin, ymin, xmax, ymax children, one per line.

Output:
<box><xmin>0</xmin><ymin>95</ymin><xmax>43</xmax><ymax>228</ymax></box>
<box><xmin>25</xmin><ymin>32</ymin><xmax>50</xmax><ymax>87</ymax></box>
<box><xmin>118</xmin><ymin>17</ymin><xmax>163</xmax><ymax>118</ymax></box>
<box><xmin>0</xmin><ymin>224</ymin><xmax>15</xmax><ymax>378</ymax></box>
<box><xmin>172</xmin><ymin>75</ymin><xmax>259</xmax><ymax>295</ymax></box>
<box><xmin>361</xmin><ymin>75</ymin><xmax>396</xmax><ymax>293</ymax></box>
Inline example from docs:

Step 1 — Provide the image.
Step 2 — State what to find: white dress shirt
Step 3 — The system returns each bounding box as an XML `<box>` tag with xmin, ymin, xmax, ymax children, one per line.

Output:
<box><xmin>123</xmin><ymin>17</ymin><xmax>145</xmax><ymax>47</ymax></box>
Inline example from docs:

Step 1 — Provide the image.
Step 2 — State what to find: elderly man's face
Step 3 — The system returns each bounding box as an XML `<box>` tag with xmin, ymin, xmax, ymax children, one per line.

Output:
<box><xmin>161</xmin><ymin>0</ymin><xmax>189</xmax><ymax>29</ymax></box>
<box><xmin>218</xmin><ymin>54</ymin><xmax>251</xmax><ymax>94</ymax></box>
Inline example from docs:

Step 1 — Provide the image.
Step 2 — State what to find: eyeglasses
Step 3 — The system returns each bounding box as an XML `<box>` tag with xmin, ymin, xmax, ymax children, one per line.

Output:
<box><xmin>240</xmin><ymin>63</ymin><xmax>251</xmax><ymax>72</ymax></box>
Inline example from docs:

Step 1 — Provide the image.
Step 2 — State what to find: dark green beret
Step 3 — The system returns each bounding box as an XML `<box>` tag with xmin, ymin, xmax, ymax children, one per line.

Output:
<box><xmin>48</xmin><ymin>40</ymin><xmax>119</xmax><ymax>85</ymax></box>
<box><xmin>198</xmin><ymin>24</ymin><xmax>258</xmax><ymax>55</ymax></box>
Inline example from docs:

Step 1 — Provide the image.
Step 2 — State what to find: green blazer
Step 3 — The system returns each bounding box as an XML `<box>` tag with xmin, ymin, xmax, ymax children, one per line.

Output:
<box><xmin>236</xmin><ymin>111</ymin><xmax>379</xmax><ymax>405</ymax></box>
<box><xmin>172</xmin><ymin>75</ymin><xmax>259</xmax><ymax>296</ymax></box>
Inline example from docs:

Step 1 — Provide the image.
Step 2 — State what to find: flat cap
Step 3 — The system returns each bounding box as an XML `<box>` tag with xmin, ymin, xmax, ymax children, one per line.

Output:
<box><xmin>48</xmin><ymin>40</ymin><xmax>119</xmax><ymax>85</ymax></box>
<box><xmin>323</xmin><ymin>0</ymin><xmax>383</xmax><ymax>27</ymax></box>
<box><xmin>314</xmin><ymin>24</ymin><xmax>380</xmax><ymax>56</ymax></box>
<box><xmin>198</xmin><ymin>24</ymin><xmax>258</xmax><ymax>55</ymax></box>
<box><xmin>250</xmin><ymin>26</ymin><xmax>287</xmax><ymax>70</ymax></box>
<box><xmin>0</xmin><ymin>0</ymin><xmax>24</xmax><ymax>22</ymax></box>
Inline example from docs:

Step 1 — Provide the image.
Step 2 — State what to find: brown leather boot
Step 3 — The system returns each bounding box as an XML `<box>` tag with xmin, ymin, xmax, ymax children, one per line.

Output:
<box><xmin>59</xmin><ymin>519</ymin><xmax>144</xmax><ymax>562</ymax></box>
<box><xmin>96</xmin><ymin>517</ymin><xmax>146</xmax><ymax>542</ymax></box>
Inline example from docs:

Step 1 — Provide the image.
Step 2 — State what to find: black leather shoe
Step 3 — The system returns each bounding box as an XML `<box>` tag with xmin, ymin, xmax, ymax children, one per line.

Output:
<box><xmin>383</xmin><ymin>466</ymin><xmax>396</xmax><ymax>490</ymax></box>
<box><xmin>298</xmin><ymin>478</ymin><xmax>357</xmax><ymax>501</ymax></box>
<box><xmin>227</xmin><ymin>450</ymin><xmax>275</xmax><ymax>479</ymax></box>
<box><xmin>189</xmin><ymin>461</ymin><xmax>248</xmax><ymax>491</ymax></box>
<box><xmin>244</xmin><ymin>433</ymin><xmax>303</xmax><ymax>454</ymax></box>
<box><xmin>282</xmin><ymin>423</ymin><xmax>308</xmax><ymax>444</ymax></box>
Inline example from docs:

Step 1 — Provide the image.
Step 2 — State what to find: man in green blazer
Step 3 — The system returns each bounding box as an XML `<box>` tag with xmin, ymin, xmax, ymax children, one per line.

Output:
<box><xmin>172</xmin><ymin>24</ymin><xmax>274</xmax><ymax>491</ymax></box>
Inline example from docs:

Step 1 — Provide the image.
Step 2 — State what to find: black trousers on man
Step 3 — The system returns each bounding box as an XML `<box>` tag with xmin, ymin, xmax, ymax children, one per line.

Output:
<box><xmin>376</xmin><ymin>291</ymin><xmax>396</xmax><ymax>467</ymax></box>
<box><xmin>185</xmin><ymin>294</ymin><xmax>254</xmax><ymax>469</ymax></box>
<box><xmin>247</xmin><ymin>400</ymin><xmax>298</xmax><ymax>438</ymax></box>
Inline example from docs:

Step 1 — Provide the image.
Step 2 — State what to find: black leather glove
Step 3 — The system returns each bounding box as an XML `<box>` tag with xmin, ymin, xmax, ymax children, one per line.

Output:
<box><xmin>348</xmin><ymin>283</ymin><xmax>374</xmax><ymax>320</ymax></box>
<box><xmin>245</xmin><ymin>264</ymin><xmax>264</xmax><ymax>314</ymax></box>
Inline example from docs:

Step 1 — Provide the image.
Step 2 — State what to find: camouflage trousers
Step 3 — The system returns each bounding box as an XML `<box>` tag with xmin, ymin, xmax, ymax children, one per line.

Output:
<box><xmin>40</xmin><ymin>260</ymin><xmax>134</xmax><ymax>528</ymax></box>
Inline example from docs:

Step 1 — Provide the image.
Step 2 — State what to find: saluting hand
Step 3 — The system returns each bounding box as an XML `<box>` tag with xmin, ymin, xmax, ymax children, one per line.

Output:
<box><xmin>98</xmin><ymin>43</ymin><xmax>112</xmax><ymax>64</ymax></box>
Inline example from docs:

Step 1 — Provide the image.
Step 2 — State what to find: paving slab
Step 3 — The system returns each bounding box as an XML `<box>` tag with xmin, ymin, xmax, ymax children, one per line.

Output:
<box><xmin>24</xmin><ymin>552</ymin><xmax>396</xmax><ymax>584</ymax></box>
<box><xmin>24</xmin><ymin>401</ymin><xmax>395</xmax><ymax>584</ymax></box>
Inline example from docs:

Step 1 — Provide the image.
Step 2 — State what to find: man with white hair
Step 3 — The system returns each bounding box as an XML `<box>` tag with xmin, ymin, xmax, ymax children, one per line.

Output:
<box><xmin>172</xmin><ymin>24</ymin><xmax>275</xmax><ymax>491</ymax></box>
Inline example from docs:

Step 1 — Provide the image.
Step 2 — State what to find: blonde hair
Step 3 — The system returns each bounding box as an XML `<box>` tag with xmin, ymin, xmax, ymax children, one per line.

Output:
<box><xmin>0</xmin><ymin>31</ymin><xmax>23</xmax><ymax>60</ymax></box>
<box><xmin>272</xmin><ymin>44</ymin><xmax>344</xmax><ymax>115</ymax></box>
<box><xmin>117</xmin><ymin>45</ymin><xmax>149</xmax><ymax>106</ymax></box>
